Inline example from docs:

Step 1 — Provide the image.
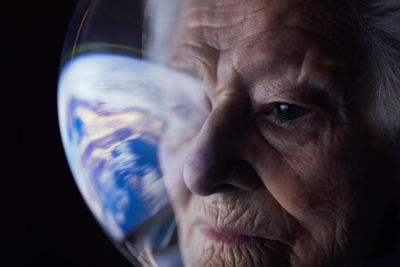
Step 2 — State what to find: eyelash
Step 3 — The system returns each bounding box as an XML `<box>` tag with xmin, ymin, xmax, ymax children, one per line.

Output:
<box><xmin>255</xmin><ymin>102</ymin><xmax>313</xmax><ymax>127</ymax></box>
<box><xmin>266</xmin><ymin>102</ymin><xmax>310</xmax><ymax>117</ymax></box>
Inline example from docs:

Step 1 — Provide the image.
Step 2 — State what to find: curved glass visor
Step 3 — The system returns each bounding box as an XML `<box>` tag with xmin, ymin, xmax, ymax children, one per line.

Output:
<box><xmin>58</xmin><ymin>0</ymin><xmax>207</xmax><ymax>266</ymax></box>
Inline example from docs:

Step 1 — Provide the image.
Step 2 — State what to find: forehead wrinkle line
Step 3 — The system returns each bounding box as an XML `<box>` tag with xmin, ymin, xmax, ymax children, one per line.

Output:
<box><xmin>200</xmin><ymin>27</ymin><xmax>272</xmax><ymax>52</ymax></box>
<box><xmin>234</xmin><ymin>25</ymin><xmax>346</xmax><ymax>86</ymax></box>
<box><xmin>182</xmin><ymin>38</ymin><xmax>220</xmax><ymax>56</ymax></box>
<box><xmin>170</xmin><ymin>36</ymin><xmax>220</xmax><ymax>75</ymax></box>
<box><xmin>183</xmin><ymin>4</ymin><xmax>287</xmax><ymax>30</ymax></box>
<box><xmin>186</xmin><ymin>0</ymin><xmax>243</xmax><ymax>9</ymax></box>
<box><xmin>284</xmin><ymin>25</ymin><xmax>343</xmax><ymax>57</ymax></box>
<box><xmin>185</xmin><ymin>0</ymin><xmax>287</xmax><ymax>14</ymax></box>
<box><xmin>233</xmin><ymin>22</ymin><xmax>340</xmax><ymax>58</ymax></box>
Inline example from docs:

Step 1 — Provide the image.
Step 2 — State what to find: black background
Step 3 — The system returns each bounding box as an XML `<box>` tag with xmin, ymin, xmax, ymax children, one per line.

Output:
<box><xmin>4</xmin><ymin>1</ymin><xmax>132</xmax><ymax>266</ymax></box>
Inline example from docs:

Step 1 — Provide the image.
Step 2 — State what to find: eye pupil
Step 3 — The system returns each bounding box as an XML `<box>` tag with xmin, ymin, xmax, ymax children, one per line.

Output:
<box><xmin>279</xmin><ymin>104</ymin><xmax>289</xmax><ymax>113</ymax></box>
<box><xmin>274</xmin><ymin>103</ymin><xmax>308</xmax><ymax>119</ymax></box>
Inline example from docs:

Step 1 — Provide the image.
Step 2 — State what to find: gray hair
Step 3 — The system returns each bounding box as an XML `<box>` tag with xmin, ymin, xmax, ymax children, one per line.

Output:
<box><xmin>356</xmin><ymin>0</ymin><xmax>400</xmax><ymax>143</ymax></box>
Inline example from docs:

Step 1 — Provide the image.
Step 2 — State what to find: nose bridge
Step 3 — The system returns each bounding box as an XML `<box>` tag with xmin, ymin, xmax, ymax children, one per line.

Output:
<box><xmin>203</xmin><ymin>61</ymin><xmax>248</xmax><ymax>152</ymax></box>
<box><xmin>186</xmin><ymin>98</ymin><xmax>242</xmax><ymax>167</ymax></box>
<box><xmin>183</xmin><ymin>94</ymin><xmax>260</xmax><ymax>196</ymax></box>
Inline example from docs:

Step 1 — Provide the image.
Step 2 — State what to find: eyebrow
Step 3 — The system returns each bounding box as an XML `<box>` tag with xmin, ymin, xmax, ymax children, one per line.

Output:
<box><xmin>293</xmin><ymin>84</ymin><xmax>339</xmax><ymax>110</ymax></box>
<box><xmin>252</xmin><ymin>80</ymin><xmax>344</xmax><ymax>122</ymax></box>
<box><xmin>289</xmin><ymin>84</ymin><xmax>347</xmax><ymax>123</ymax></box>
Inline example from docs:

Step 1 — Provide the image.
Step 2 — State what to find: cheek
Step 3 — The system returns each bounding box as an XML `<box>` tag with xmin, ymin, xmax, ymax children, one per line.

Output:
<box><xmin>249</xmin><ymin>116</ymin><xmax>354</xmax><ymax>223</ymax></box>
<box><xmin>252</xmin><ymin>137</ymin><xmax>346</xmax><ymax>225</ymax></box>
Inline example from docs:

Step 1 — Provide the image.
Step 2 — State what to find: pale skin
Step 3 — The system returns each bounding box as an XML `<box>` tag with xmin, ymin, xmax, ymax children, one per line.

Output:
<box><xmin>159</xmin><ymin>0</ymin><xmax>397</xmax><ymax>266</ymax></box>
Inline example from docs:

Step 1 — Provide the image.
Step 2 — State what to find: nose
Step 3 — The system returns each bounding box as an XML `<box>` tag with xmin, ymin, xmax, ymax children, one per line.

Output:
<box><xmin>183</xmin><ymin>100</ymin><xmax>261</xmax><ymax>196</ymax></box>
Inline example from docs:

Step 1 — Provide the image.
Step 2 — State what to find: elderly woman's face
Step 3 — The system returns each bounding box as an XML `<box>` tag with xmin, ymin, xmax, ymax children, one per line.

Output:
<box><xmin>159</xmin><ymin>0</ymin><xmax>395</xmax><ymax>266</ymax></box>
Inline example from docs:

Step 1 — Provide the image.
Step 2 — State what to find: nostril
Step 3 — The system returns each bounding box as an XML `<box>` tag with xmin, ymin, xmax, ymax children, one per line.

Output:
<box><xmin>227</xmin><ymin>161</ymin><xmax>262</xmax><ymax>191</ymax></box>
<box><xmin>210</xmin><ymin>184</ymin><xmax>241</xmax><ymax>194</ymax></box>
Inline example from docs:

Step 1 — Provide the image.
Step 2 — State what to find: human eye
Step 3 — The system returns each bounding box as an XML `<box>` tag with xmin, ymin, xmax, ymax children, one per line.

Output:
<box><xmin>253</xmin><ymin>101</ymin><xmax>318</xmax><ymax>142</ymax></box>
<box><xmin>251</xmin><ymin>100</ymin><xmax>320</xmax><ymax>134</ymax></box>
<box><xmin>258</xmin><ymin>102</ymin><xmax>312</xmax><ymax>123</ymax></box>
<box><xmin>270</xmin><ymin>102</ymin><xmax>311</xmax><ymax>120</ymax></box>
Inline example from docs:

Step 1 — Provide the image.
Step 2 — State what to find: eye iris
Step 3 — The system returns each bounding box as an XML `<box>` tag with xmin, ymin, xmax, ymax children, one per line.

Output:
<box><xmin>275</xmin><ymin>103</ymin><xmax>307</xmax><ymax>119</ymax></box>
<box><xmin>279</xmin><ymin>104</ymin><xmax>289</xmax><ymax>113</ymax></box>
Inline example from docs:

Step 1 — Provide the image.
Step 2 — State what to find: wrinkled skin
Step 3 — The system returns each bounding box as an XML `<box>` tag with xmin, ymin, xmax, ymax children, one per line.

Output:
<box><xmin>159</xmin><ymin>0</ymin><xmax>397</xmax><ymax>266</ymax></box>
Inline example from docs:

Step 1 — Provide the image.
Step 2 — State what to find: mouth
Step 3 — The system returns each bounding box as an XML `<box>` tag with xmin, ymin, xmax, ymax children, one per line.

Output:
<box><xmin>194</xmin><ymin>219</ymin><xmax>264</xmax><ymax>245</ymax></box>
<box><xmin>190</xmin><ymin>218</ymin><xmax>292</xmax><ymax>266</ymax></box>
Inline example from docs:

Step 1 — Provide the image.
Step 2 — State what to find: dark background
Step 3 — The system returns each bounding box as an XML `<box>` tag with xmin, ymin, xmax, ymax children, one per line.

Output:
<box><xmin>4</xmin><ymin>1</ymin><xmax>132</xmax><ymax>266</ymax></box>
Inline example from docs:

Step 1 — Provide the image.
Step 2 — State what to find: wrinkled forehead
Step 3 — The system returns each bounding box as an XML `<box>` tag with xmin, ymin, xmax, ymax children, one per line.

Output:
<box><xmin>171</xmin><ymin>0</ymin><xmax>362</xmax><ymax>89</ymax></box>
<box><xmin>178</xmin><ymin>0</ymin><xmax>358</xmax><ymax>53</ymax></box>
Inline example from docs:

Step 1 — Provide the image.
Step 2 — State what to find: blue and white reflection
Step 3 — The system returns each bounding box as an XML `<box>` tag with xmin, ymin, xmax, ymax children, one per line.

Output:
<box><xmin>58</xmin><ymin>53</ymin><xmax>207</xmax><ymax>241</ymax></box>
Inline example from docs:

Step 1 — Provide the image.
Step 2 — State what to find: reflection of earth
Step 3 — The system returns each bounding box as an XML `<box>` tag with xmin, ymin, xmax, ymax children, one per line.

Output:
<box><xmin>66</xmin><ymin>100</ymin><xmax>167</xmax><ymax>239</ymax></box>
<box><xmin>58</xmin><ymin>54</ymin><xmax>205</xmax><ymax>240</ymax></box>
